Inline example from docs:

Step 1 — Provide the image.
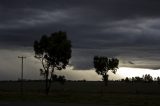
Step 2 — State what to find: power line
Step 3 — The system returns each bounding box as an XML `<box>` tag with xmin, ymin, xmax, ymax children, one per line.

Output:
<box><xmin>18</xmin><ymin>56</ymin><xmax>26</xmax><ymax>96</ymax></box>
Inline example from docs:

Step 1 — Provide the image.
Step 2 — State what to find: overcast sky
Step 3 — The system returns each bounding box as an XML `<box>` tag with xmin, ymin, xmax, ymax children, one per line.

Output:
<box><xmin>0</xmin><ymin>0</ymin><xmax>160</xmax><ymax>80</ymax></box>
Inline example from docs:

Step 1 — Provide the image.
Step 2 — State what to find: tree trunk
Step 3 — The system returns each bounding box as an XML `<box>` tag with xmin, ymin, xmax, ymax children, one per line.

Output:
<box><xmin>45</xmin><ymin>71</ymin><xmax>50</xmax><ymax>95</ymax></box>
<box><xmin>45</xmin><ymin>77</ymin><xmax>49</xmax><ymax>95</ymax></box>
<box><xmin>103</xmin><ymin>73</ymin><xmax>108</xmax><ymax>86</ymax></box>
<box><xmin>45</xmin><ymin>71</ymin><xmax>53</xmax><ymax>95</ymax></box>
<box><xmin>105</xmin><ymin>79</ymin><xmax>108</xmax><ymax>86</ymax></box>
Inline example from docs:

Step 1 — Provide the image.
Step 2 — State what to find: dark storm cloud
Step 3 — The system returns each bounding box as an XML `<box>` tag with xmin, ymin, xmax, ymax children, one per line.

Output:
<box><xmin>1</xmin><ymin>0</ymin><xmax>160</xmax><ymax>69</ymax></box>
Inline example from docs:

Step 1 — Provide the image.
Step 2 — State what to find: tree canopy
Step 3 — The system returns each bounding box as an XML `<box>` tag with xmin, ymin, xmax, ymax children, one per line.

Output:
<box><xmin>34</xmin><ymin>31</ymin><xmax>72</xmax><ymax>70</ymax></box>
<box><xmin>94</xmin><ymin>56</ymin><xmax>119</xmax><ymax>75</ymax></box>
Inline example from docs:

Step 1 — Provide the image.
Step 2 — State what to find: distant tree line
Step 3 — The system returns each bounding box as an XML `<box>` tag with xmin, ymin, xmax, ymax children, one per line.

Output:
<box><xmin>122</xmin><ymin>74</ymin><xmax>160</xmax><ymax>83</ymax></box>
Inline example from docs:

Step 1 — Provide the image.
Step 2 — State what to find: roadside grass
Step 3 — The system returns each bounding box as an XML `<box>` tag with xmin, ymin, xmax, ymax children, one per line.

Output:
<box><xmin>0</xmin><ymin>92</ymin><xmax>160</xmax><ymax>106</ymax></box>
<box><xmin>0</xmin><ymin>81</ymin><xmax>160</xmax><ymax>106</ymax></box>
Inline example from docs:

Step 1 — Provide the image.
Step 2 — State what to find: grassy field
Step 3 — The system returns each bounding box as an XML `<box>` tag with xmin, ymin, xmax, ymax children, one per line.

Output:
<box><xmin>0</xmin><ymin>81</ymin><xmax>160</xmax><ymax>106</ymax></box>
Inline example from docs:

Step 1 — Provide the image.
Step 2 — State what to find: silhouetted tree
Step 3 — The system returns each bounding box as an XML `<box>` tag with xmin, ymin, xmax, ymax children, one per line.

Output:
<box><xmin>131</xmin><ymin>77</ymin><xmax>135</xmax><ymax>82</ymax></box>
<box><xmin>33</xmin><ymin>31</ymin><xmax>72</xmax><ymax>95</ymax></box>
<box><xmin>57</xmin><ymin>75</ymin><xmax>66</xmax><ymax>84</ymax></box>
<box><xmin>125</xmin><ymin>77</ymin><xmax>130</xmax><ymax>82</ymax></box>
<box><xmin>93</xmin><ymin>56</ymin><xmax>119</xmax><ymax>86</ymax></box>
<box><xmin>51</xmin><ymin>74</ymin><xmax>66</xmax><ymax>84</ymax></box>
<box><xmin>142</xmin><ymin>74</ymin><xmax>153</xmax><ymax>83</ymax></box>
<box><xmin>133</xmin><ymin>77</ymin><xmax>143</xmax><ymax>82</ymax></box>
<box><xmin>157</xmin><ymin>77</ymin><xmax>160</xmax><ymax>84</ymax></box>
<box><xmin>121</xmin><ymin>79</ymin><xmax>125</xmax><ymax>82</ymax></box>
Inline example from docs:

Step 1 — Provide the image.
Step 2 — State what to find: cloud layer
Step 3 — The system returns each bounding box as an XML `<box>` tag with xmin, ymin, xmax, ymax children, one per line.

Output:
<box><xmin>0</xmin><ymin>0</ymin><xmax>160</xmax><ymax>71</ymax></box>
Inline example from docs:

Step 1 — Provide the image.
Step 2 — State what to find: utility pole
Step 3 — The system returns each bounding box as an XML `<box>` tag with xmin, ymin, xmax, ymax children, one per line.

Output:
<box><xmin>18</xmin><ymin>56</ymin><xmax>26</xmax><ymax>96</ymax></box>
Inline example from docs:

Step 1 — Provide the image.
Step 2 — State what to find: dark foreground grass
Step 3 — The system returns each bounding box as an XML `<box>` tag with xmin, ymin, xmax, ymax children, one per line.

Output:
<box><xmin>0</xmin><ymin>81</ymin><xmax>160</xmax><ymax>106</ymax></box>
<box><xmin>0</xmin><ymin>92</ymin><xmax>160</xmax><ymax>106</ymax></box>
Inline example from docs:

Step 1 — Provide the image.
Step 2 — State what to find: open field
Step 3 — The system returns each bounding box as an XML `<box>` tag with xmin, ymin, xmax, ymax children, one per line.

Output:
<box><xmin>0</xmin><ymin>81</ymin><xmax>160</xmax><ymax>106</ymax></box>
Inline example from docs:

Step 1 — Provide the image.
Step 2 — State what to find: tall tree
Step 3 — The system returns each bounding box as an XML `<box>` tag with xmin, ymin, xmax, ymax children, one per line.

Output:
<box><xmin>33</xmin><ymin>31</ymin><xmax>72</xmax><ymax>95</ymax></box>
<box><xmin>94</xmin><ymin>56</ymin><xmax>119</xmax><ymax>86</ymax></box>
